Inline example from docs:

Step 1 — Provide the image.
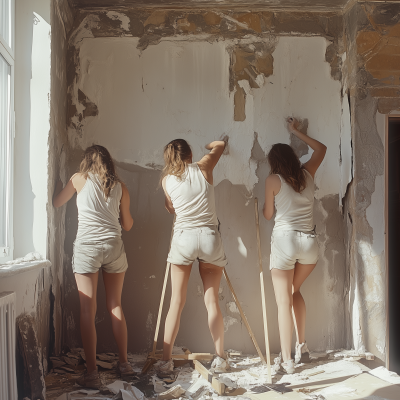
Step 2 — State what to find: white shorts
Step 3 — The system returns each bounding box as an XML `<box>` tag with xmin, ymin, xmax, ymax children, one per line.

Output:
<box><xmin>167</xmin><ymin>226</ymin><xmax>228</xmax><ymax>268</ymax></box>
<box><xmin>270</xmin><ymin>230</ymin><xmax>319</xmax><ymax>271</ymax></box>
<box><xmin>73</xmin><ymin>237</ymin><xmax>128</xmax><ymax>274</ymax></box>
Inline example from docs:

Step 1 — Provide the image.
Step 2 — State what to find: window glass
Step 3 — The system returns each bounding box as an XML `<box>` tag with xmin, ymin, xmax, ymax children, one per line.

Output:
<box><xmin>0</xmin><ymin>0</ymin><xmax>12</xmax><ymax>49</ymax></box>
<box><xmin>0</xmin><ymin>53</ymin><xmax>11</xmax><ymax>249</ymax></box>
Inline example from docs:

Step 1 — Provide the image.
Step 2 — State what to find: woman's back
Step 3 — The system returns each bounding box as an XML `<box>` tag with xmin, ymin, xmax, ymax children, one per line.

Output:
<box><xmin>165</xmin><ymin>163</ymin><xmax>218</xmax><ymax>230</ymax></box>
<box><xmin>274</xmin><ymin>169</ymin><xmax>314</xmax><ymax>232</ymax></box>
<box><xmin>76</xmin><ymin>173</ymin><xmax>122</xmax><ymax>240</ymax></box>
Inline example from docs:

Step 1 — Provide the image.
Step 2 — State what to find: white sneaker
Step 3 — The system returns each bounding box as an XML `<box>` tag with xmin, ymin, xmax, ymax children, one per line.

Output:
<box><xmin>295</xmin><ymin>342</ymin><xmax>310</xmax><ymax>364</ymax></box>
<box><xmin>281</xmin><ymin>359</ymin><xmax>295</xmax><ymax>374</ymax></box>
<box><xmin>154</xmin><ymin>359</ymin><xmax>174</xmax><ymax>377</ymax></box>
<box><xmin>210</xmin><ymin>356</ymin><xmax>230</xmax><ymax>373</ymax></box>
<box><xmin>272</xmin><ymin>353</ymin><xmax>295</xmax><ymax>374</ymax></box>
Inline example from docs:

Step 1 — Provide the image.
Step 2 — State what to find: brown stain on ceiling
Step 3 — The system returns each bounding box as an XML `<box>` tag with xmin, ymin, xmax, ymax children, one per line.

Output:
<box><xmin>68</xmin><ymin>0</ymin><xmax>350</xmax><ymax>11</ymax></box>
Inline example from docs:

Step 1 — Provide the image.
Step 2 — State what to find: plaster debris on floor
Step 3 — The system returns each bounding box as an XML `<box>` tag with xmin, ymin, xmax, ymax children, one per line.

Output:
<box><xmin>45</xmin><ymin>347</ymin><xmax>400</xmax><ymax>400</ymax></box>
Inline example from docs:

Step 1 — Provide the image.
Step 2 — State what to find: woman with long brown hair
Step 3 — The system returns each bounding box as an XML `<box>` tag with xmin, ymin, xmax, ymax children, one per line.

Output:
<box><xmin>53</xmin><ymin>145</ymin><xmax>136</xmax><ymax>388</ymax></box>
<box><xmin>155</xmin><ymin>138</ymin><xmax>228</xmax><ymax>376</ymax></box>
<box><xmin>263</xmin><ymin>118</ymin><xmax>327</xmax><ymax>374</ymax></box>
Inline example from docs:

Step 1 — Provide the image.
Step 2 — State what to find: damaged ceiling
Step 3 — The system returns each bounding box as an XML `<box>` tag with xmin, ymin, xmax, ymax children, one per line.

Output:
<box><xmin>68</xmin><ymin>0</ymin><xmax>351</xmax><ymax>11</ymax></box>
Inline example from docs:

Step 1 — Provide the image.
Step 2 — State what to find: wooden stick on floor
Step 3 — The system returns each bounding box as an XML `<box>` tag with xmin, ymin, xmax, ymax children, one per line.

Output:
<box><xmin>223</xmin><ymin>268</ymin><xmax>266</xmax><ymax>364</ymax></box>
<box><xmin>254</xmin><ymin>197</ymin><xmax>272</xmax><ymax>383</ymax></box>
<box><xmin>151</xmin><ymin>216</ymin><xmax>176</xmax><ymax>357</ymax></box>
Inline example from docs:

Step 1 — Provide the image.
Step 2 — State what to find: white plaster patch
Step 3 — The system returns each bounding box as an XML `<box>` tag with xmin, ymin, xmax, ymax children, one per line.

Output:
<box><xmin>226</xmin><ymin>301</ymin><xmax>239</xmax><ymax>314</ymax></box>
<box><xmin>253</xmin><ymin>36</ymin><xmax>342</xmax><ymax>199</ymax></box>
<box><xmin>223</xmin><ymin>316</ymin><xmax>238</xmax><ymax>332</ymax></box>
<box><xmin>106</xmin><ymin>11</ymin><xmax>130</xmax><ymax>31</ymax></box>
<box><xmin>366</xmin><ymin>175</ymin><xmax>385</xmax><ymax>256</ymax></box>
<box><xmin>149</xmin><ymin>275</ymin><xmax>156</xmax><ymax>278</ymax></box>
<box><xmin>237</xmin><ymin>237</ymin><xmax>247</xmax><ymax>258</ymax></box>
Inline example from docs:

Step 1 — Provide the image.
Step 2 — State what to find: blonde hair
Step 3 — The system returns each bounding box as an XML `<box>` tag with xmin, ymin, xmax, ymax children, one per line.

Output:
<box><xmin>79</xmin><ymin>145</ymin><xmax>121</xmax><ymax>199</ymax></box>
<box><xmin>160</xmin><ymin>139</ymin><xmax>192</xmax><ymax>183</ymax></box>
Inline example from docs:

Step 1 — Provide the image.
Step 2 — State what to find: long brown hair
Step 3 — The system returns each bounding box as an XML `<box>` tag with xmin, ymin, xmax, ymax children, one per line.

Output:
<box><xmin>160</xmin><ymin>139</ymin><xmax>192</xmax><ymax>183</ymax></box>
<box><xmin>79</xmin><ymin>145</ymin><xmax>121</xmax><ymax>199</ymax></box>
<box><xmin>267</xmin><ymin>143</ymin><xmax>306</xmax><ymax>193</ymax></box>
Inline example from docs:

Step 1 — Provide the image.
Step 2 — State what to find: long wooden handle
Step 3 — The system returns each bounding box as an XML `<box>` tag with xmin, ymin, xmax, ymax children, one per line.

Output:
<box><xmin>254</xmin><ymin>198</ymin><xmax>272</xmax><ymax>383</ymax></box>
<box><xmin>151</xmin><ymin>216</ymin><xmax>176</xmax><ymax>356</ymax></box>
<box><xmin>223</xmin><ymin>268</ymin><xmax>266</xmax><ymax>364</ymax></box>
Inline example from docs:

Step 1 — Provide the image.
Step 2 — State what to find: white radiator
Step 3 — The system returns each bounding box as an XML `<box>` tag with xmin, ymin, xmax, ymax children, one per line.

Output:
<box><xmin>0</xmin><ymin>292</ymin><xmax>17</xmax><ymax>400</ymax></box>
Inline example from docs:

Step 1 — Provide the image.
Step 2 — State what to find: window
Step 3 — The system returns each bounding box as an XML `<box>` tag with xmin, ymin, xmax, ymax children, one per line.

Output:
<box><xmin>0</xmin><ymin>0</ymin><xmax>14</xmax><ymax>261</ymax></box>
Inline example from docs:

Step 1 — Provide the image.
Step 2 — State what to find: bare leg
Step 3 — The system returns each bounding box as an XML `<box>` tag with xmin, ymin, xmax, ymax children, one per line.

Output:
<box><xmin>199</xmin><ymin>263</ymin><xmax>225</xmax><ymax>358</ymax></box>
<box><xmin>292</xmin><ymin>263</ymin><xmax>316</xmax><ymax>344</ymax></box>
<box><xmin>75</xmin><ymin>272</ymin><xmax>99</xmax><ymax>373</ymax></box>
<box><xmin>271</xmin><ymin>268</ymin><xmax>294</xmax><ymax>361</ymax></box>
<box><xmin>162</xmin><ymin>264</ymin><xmax>192</xmax><ymax>361</ymax></box>
<box><xmin>103</xmin><ymin>271</ymin><xmax>128</xmax><ymax>364</ymax></box>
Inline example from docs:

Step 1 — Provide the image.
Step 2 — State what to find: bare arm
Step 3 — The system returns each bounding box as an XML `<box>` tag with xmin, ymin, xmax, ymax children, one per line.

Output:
<box><xmin>197</xmin><ymin>137</ymin><xmax>228</xmax><ymax>184</ymax></box>
<box><xmin>162</xmin><ymin>176</ymin><xmax>175</xmax><ymax>214</ymax></box>
<box><xmin>120</xmin><ymin>183</ymin><xmax>134</xmax><ymax>231</ymax></box>
<box><xmin>288</xmin><ymin>118</ymin><xmax>327</xmax><ymax>178</ymax></box>
<box><xmin>53</xmin><ymin>176</ymin><xmax>77</xmax><ymax>208</ymax></box>
<box><xmin>263</xmin><ymin>174</ymin><xmax>281</xmax><ymax>220</ymax></box>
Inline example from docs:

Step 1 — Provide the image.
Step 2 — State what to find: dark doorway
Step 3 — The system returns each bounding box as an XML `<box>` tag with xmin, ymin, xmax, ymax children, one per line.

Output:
<box><xmin>388</xmin><ymin>116</ymin><xmax>400</xmax><ymax>374</ymax></box>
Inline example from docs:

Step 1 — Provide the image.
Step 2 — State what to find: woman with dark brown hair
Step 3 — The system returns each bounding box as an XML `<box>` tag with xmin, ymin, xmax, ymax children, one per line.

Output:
<box><xmin>263</xmin><ymin>118</ymin><xmax>327</xmax><ymax>374</ymax></box>
<box><xmin>53</xmin><ymin>145</ymin><xmax>135</xmax><ymax>388</ymax></box>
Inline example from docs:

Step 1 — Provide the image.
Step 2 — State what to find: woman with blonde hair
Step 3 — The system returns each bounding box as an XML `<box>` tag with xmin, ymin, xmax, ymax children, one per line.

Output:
<box><xmin>53</xmin><ymin>145</ymin><xmax>136</xmax><ymax>388</ymax></box>
<box><xmin>155</xmin><ymin>138</ymin><xmax>228</xmax><ymax>376</ymax></box>
<box><xmin>263</xmin><ymin>118</ymin><xmax>327</xmax><ymax>374</ymax></box>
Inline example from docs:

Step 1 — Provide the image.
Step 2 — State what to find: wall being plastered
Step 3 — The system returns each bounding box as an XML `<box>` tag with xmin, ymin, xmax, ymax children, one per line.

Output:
<box><xmin>62</xmin><ymin>8</ymin><xmax>351</xmax><ymax>355</ymax></box>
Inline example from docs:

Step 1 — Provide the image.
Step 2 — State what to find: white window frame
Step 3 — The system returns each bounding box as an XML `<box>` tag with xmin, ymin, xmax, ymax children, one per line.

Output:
<box><xmin>0</xmin><ymin>0</ymin><xmax>15</xmax><ymax>262</ymax></box>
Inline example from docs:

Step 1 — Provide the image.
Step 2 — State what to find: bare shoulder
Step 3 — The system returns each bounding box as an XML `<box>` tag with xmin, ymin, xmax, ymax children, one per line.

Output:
<box><xmin>266</xmin><ymin>174</ymin><xmax>280</xmax><ymax>185</ymax></box>
<box><xmin>266</xmin><ymin>174</ymin><xmax>281</xmax><ymax>195</ymax></box>
<box><xmin>71</xmin><ymin>173</ymin><xmax>86</xmax><ymax>189</ymax></box>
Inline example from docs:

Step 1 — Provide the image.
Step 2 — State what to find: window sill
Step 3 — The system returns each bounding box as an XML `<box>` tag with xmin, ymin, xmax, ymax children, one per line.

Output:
<box><xmin>0</xmin><ymin>259</ymin><xmax>51</xmax><ymax>278</ymax></box>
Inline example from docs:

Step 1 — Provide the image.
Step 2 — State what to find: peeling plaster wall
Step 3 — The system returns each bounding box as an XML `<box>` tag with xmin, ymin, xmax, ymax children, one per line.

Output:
<box><xmin>48</xmin><ymin>0</ymin><xmax>75</xmax><ymax>354</ymax></box>
<box><xmin>342</xmin><ymin>2</ymin><xmax>400</xmax><ymax>362</ymax></box>
<box><xmin>62</xmin><ymin>8</ymin><xmax>350</xmax><ymax>354</ymax></box>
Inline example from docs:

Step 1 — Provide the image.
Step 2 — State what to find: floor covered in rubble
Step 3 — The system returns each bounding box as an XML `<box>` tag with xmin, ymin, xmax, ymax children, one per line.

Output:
<box><xmin>45</xmin><ymin>348</ymin><xmax>400</xmax><ymax>400</ymax></box>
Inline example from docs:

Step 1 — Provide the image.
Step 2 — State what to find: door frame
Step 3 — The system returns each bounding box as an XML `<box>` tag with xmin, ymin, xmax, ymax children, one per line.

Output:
<box><xmin>385</xmin><ymin>114</ymin><xmax>400</xmax><ymax>370</ymax></box>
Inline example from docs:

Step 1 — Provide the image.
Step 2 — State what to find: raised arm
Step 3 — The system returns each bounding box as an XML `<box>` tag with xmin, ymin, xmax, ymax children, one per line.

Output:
<box><xmin>288</xmin><ymin>118</ymin><xmax>327</xmax><ymax>178</ymax></box>
<box><xmin>162</xmin><ymin>176</ymin><xmax>175</xmax><ymax>214</ymax></box>
<box><xmin>120</xmin><ymin>183</ymin><xmax>134</xmax><ymax>231</ymax></box>
<box><xmin>197</xmin><ymin>137</ymin><xmax>228</xmax><ymax>184</ymax></box>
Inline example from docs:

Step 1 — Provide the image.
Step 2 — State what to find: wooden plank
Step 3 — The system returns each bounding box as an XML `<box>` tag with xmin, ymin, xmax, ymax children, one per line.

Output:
<box><xmin>223</xmin><ymin>268</ymin><xmax>266</xmax><ymax>364</ymax></box>
<box><xmin>193</xmin><ymin>360</ymin><xmax>225</xmax><ymax>395</ymax></box>
<box><xmin>254</xmin><ymin>197</ymin><xmax>272</xmax><ymax>383</ymax></box>
<box><xmin>150</xmin><ymin>216</ymin><xmax>176</xmax><ymax>357</ymax></box>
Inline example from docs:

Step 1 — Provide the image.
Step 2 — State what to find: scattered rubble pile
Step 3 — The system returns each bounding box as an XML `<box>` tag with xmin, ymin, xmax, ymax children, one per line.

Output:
<box><xmin>44</xmin><ymin>348</ymin><xmax>400</xmax><ymax>400</ymax></box>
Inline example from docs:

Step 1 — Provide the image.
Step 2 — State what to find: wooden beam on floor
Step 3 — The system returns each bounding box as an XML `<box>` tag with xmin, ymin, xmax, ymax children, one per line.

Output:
<box><xmin>193</xmin><ymin>360</ymin><xmax>226</xmax><ymax>395</ymax></box>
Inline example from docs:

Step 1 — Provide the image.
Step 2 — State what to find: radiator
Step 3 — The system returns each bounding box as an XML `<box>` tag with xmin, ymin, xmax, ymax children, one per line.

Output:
<box><xmin>0</xmin><ymin>292</ymin><xmax>17</xmax><ymax>400</ymax></box>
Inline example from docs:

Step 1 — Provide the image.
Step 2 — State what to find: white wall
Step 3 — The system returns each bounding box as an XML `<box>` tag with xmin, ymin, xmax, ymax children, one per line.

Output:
<box><xmin>65</xmin><ymin>35</ymin><xmax>350</xmax><ymax>354</ymax></box>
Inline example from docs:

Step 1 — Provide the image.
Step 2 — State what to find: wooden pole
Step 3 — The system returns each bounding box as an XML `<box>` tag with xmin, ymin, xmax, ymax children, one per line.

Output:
<box><xmin>150</xmin><ymin>216</ymin><xmax>176</xmax><ymax>357</ymax></box>
<box><xmin>223</xmin><ymin>268</ymin><xmax>266</xmax><ymax>364</ymax></box>
<box><xmin>254</xmin><ymin>197</ymin><xmax>272</xmax><ymax>383</ymax></box>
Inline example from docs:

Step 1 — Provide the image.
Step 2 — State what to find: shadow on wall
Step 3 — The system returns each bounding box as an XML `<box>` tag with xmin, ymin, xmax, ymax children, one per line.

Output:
<box><xmin>63</xmin><ymin>147</ymin><xmax>347</xmax><ymax>355</ymax></box>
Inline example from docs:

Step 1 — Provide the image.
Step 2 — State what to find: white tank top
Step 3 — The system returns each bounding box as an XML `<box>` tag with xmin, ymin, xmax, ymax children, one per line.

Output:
<box><xmin>76</xmin><ymin>173</ymin><xmax>122</xmax><ymax>241</ymax></box>
<box><xmin>165</xmin><ymin>163</ymin><xmax>218</xmax><ymax>230</ymax></box>
<box><xmin>273</xmin><ymin>169</ymin><xmax>315</xmax><ymax>232</ymax></box>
